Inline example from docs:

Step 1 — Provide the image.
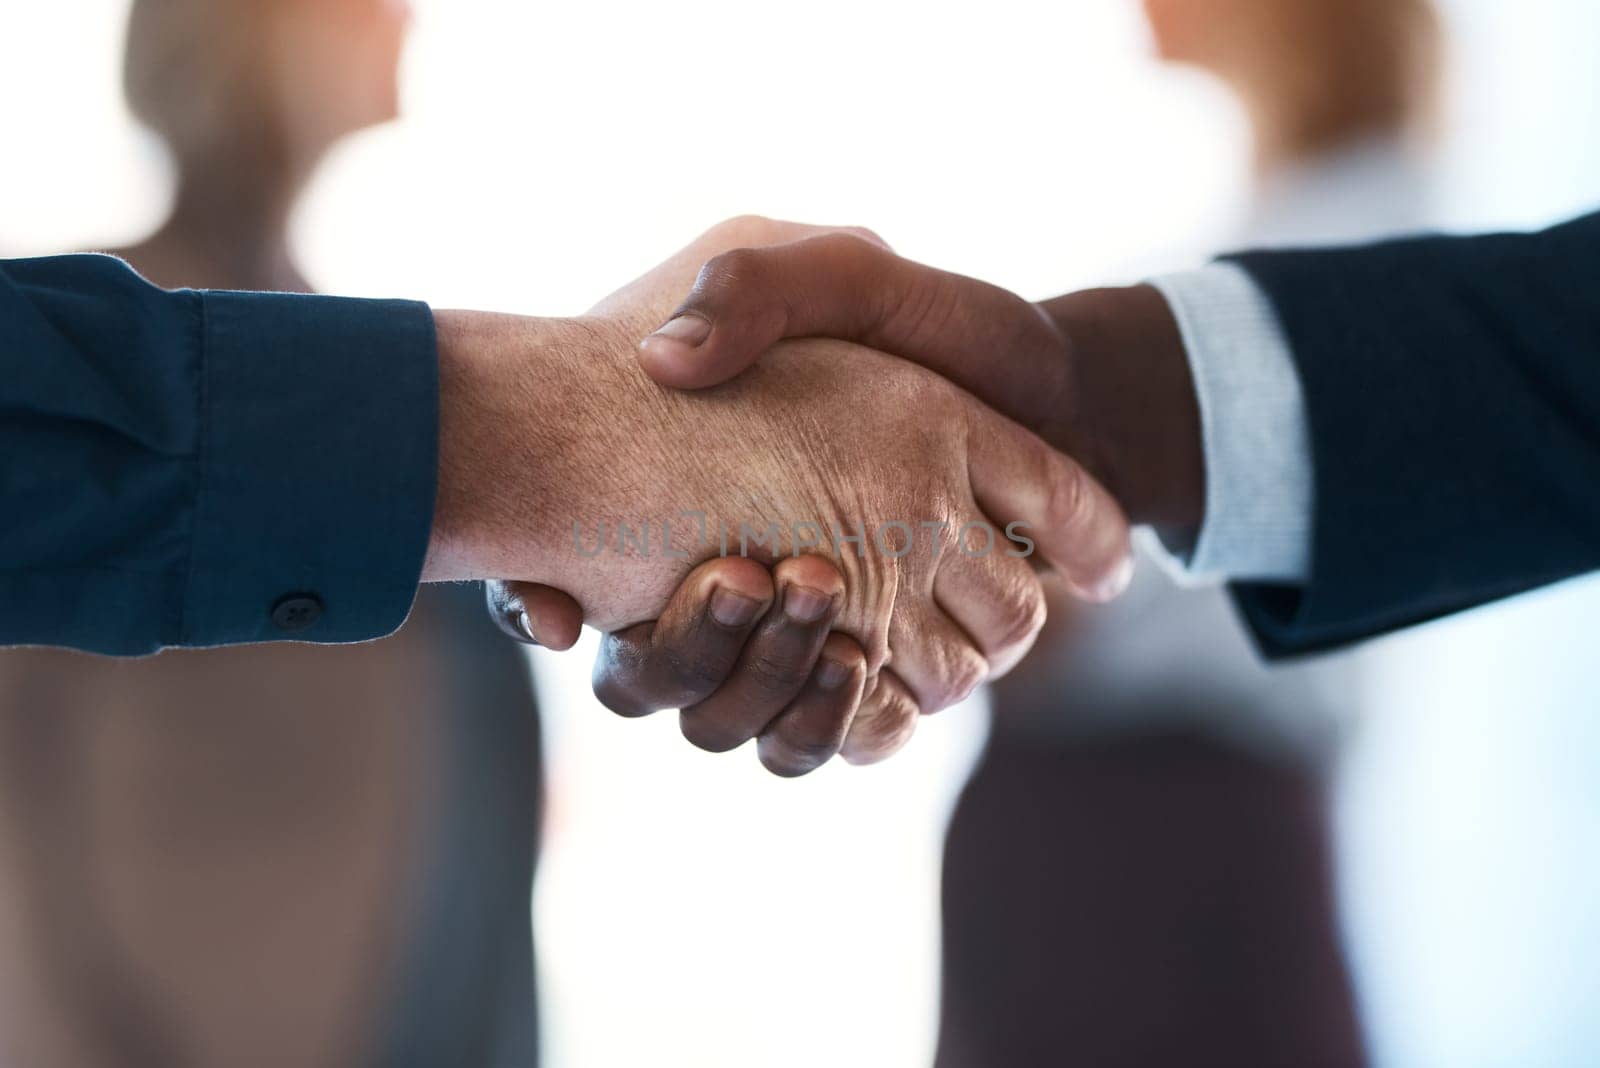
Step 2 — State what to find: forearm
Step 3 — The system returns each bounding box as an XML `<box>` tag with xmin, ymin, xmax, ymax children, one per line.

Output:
<box><xmin>1</xmin><ymin>255</ymin><xmax>435</xmax><ymax>654</ymax></box>
<box><xmin>1226</xmin><ymin>213</ymin><xmax>1600</xmax><ymax>653</ymax></box>
<box><xmin>1049</xmin><ymin>212</ymin><xmax>1600</xmax><ymax>655</ymax></box>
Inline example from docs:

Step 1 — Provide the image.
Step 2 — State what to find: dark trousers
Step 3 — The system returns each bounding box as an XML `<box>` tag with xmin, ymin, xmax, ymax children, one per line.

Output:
<box><xmin>936</xmin><ymin>729</ymin><xmax>1365</xmax><ymax>1068</ymax></box>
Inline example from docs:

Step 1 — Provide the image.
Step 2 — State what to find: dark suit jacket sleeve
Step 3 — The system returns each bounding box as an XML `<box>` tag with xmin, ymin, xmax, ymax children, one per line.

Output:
<box><xmin>1219</xmin><ymin>210</ymin><xmax>1600</xmax><ymax>657</ymax></box>
<box><xmin>0</xmin><ymin>254</ymin><xmax>438</xmax><ymax>655</ymax></box>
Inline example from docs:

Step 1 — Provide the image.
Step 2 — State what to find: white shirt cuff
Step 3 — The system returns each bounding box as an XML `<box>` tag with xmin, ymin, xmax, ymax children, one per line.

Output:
<box><xmin>1148</xmin><ymin>264</ymin><xmax>1313</xmax><ymax>584</ymax></box>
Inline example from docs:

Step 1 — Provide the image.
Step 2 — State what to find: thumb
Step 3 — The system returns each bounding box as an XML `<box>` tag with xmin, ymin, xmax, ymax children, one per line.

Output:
<box><xmin>637</xmin><ymin>231</ymin><xmax>902</xmax><ymax>390</ymax></box>
<box><xmin>636</xmin><ymin>233</ymin><xmax>1072</xmax><ymax>449</ymax></box>
<box><xmin>486</xmin><ymin>581</ymin><xmax>585</xmax><ymax>650</ymax></box>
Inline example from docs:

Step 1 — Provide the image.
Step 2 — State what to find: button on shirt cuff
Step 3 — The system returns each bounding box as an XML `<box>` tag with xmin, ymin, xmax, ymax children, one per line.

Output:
<box><xmin>180</xmin><ymin>291</ymin><xmax>438</xmax><ymax>645</ymax></box>
<box><xmin>1148</xmin><ymin>264</ymin><xmax>1314</xmax><ymax>585</ymax></box>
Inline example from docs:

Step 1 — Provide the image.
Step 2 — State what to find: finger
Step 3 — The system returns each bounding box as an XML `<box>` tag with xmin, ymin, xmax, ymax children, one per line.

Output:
<box><xmin>930</xmin><ymin>546</ymin><xmax>1048</xmax><ymax>678</ymax></box>
<box><xmin>636</xmin><ymin>234</ymin><xmax>1067</xmax><ymax>407</ymax></box>
<box><xmin>486</xmin><ymin>581</ymin><xmax>584</xmax><ymax>650</ymax></box>
<box><xmin>882</xmin><ymin>604</ymin><xmax>990</xmax><ymax>715</ymax></box>
<box><xmin>591</xmin><ymin>557</ymin><xmax>774</xmax><ymax>718</ymax></box>
<box><xmin>755</xmin><ymin>633</ymin><xmax>867</xmax><ymax>778</ymax></box>
<box><xmin>964</xmin><ymin>407</ymin><xmax>1134</xmax><ymax>603</ymax></box>
<box><xmin>678</xmin><ymin>555</ymin><xmax>845</xmax><ymax>754</ymax></box>
<box><xmin>840</xmin><ymin>669</ymin><xmax>921</xmax><ymax>766</ymax></box>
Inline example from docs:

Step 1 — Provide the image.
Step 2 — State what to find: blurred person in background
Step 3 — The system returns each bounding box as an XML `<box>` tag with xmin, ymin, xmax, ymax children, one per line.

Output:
<box><xmin>935</xmin><ymin>0</ymin><xmax>1440</xmax><ymax>1064</ymax></box>
<box><xmin>0</xmin><ymin>1</ymin><xmax>546</xmax><ymax>1064</ymax></box>
<box><xmin>0</xmin><ymin>8</ymin><xmax>980</xmax><ymax>1063</ymax></box>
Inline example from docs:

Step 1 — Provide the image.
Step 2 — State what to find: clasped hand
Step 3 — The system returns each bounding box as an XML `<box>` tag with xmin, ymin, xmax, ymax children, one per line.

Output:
<box><xmin>459</xmin><ymin>218</ymin><xmax>1133</xmax><ymax>776</ymax></box>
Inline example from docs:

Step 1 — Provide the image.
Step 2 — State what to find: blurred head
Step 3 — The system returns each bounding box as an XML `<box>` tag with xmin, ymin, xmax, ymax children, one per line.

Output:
<box><xmin>125</xmin><ymin>0</ymin><xmax>412</xmax><ymax>172</ymax></box>
<box><xmin>1141</xmin><ymin>0</ymin><xmax>1440</xmax><ymax>157</ymax></box>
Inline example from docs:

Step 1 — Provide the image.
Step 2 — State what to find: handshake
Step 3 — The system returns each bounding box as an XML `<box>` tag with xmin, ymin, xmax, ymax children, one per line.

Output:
<box><xmin>424</xmin><ymin>217</ymin><xmax>1204</xmax><ymax>776</ymax></box>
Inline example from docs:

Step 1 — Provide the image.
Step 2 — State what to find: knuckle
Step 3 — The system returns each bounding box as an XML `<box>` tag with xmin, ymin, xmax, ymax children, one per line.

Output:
<box><xmin>885</xmin><ymin>266</ymin><xmax>960</xmax><ymax>345</ymax></box>
<box><xmin>662</xmin><ymin>645</ymin><xmax>741</xmax><ymax>699</ymax></box>
<box><xmin>766</xmin><ymin>692</ymin><xmax>854</xmax><ymax>770</ymax></box>
<box><xmin>993</xmin><ymin>578</ymin><xmax>1047</xmax><ymax>656</ymax></box>
<box><xmin>817</xmin><ymin>230</ymin><xmax>881</xmax><ymax>259</ymax></box>
<box><xmin>708</xmin><ymin>213</ymin><xmax>773</xmax><ymax>240</ymax></box>
<box><xmin>707</xmin><ymin>214</ymin><xmax>805</xmax><ymax>249</ymax></box>
<box><xmin>845</xmin><ymin>680</ymin><xmax>920</xmax><ymax>763</ymax></box>
<box><xmin>741</xmin><ymin>647</ymin><xmax>815</xmax><ymax>697</ymax></box>
<box><xmin>844</xmin><ymin>718</ymin><xmax>915</xmax><ymax>765</ymax></box>
<box><xmin>1044</xmin><ymin>461</ymin><xmax>1093</xmax><ymax>535</ymax></box>
<box><xmin>697</xmin><ymin>246</ymin><xmax>766</xmax><ymax>292</ymax></box>
<box><xmin>931</xmin><ymin>648</ymin><xmax>988</xmax><ymax>712</ymax></box>
<box><xmin>840</xmin><ymin>225</ymin><xmax>888</xmax><ymax>249</ymax></box>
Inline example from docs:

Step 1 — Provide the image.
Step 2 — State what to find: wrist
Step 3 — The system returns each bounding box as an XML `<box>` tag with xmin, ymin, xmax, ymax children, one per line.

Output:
<box><xmin>1040</xmin><ymin>285</ymin><xmax>1205</xmax><ymax>532</ymax></box>
<box><xmin>424</xmin><ymin>310</ymin><xmax>602</xmax><ymax>582</ymax></box>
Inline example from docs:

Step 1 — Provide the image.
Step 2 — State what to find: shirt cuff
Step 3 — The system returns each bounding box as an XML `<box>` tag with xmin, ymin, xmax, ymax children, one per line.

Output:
<box><xmin>182</xmin><ymin>291</ymin><xmax>439</xmax><ymax>646</ymax></box>
<box><xmin>1148</xmin><ymin>264</ymin><xmax>1313</xmax><ymax>584</ymax></box>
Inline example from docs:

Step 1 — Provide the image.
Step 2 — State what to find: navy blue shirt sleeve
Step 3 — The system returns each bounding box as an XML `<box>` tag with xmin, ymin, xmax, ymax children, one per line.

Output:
<box><xmin>1222</xmin><ymin>211</ymin><xmax>1600</xmax><ymax>657</ymax></box>
<box><xmin>0</xmin><ymin>254</ymin><xmax>438</xmax><ymax>655</ymax></box>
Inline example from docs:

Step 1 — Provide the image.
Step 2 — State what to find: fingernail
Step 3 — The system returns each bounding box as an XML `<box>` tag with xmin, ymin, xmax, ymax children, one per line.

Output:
<box><xmin>649</xmin><ymin>314</ymin><xmax>712</xmax><ymax>348</ymax></box>
<box><xmin>783</xmin><ymin>584</ymin><xmax>833</xmax><ymax>624</ymax></box>
<box><xmin>710</xmin><ymin>587</ymin><xmax>763</xmax><ymax>627</ymax></box>
<box><xmin>1090</xmin><ymin>555</ymin><xmax>1136</xmax><ymax>602</ymax></box>
<box><xmin>815</xmin><ymin>658</ymin><xmax>853</xmax><ymax>689</ymax></box>
<box><xmin>517</xmin><ymin>612</ymin><xmax>542</xmax><ymax>646</ymax></box>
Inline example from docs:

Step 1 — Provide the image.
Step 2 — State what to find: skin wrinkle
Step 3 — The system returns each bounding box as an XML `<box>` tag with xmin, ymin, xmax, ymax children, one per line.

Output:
<box><xmin>439</xmin><ymin>318</ymin><xmax>1015</xmax><ymax>708</ymax></box>
<box><xmin>827</xmin><ymin>397</ymin><xmax>937</xmax><ymax>676</ymax></box>
<box><xmin>803</xmin><ymin>393</ymin><xmax>900</xmax><ymax>669</ymax></box>
<box><xmin>482</xmin><ymin>217</ymin><xmax>1127</xmax><ymax>760</ymax></box>
<box><xmin>848</xmin><ymin>672</ymin><xmax>920</xmax><ymax>761</ymax></box>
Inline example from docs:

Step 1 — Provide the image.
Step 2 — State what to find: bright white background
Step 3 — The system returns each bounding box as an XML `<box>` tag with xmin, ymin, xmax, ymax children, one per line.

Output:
<box><xmin>3</xmin><ymin>2</ymin><xmax>1599</xmax><ymax>1066</ymax></box>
